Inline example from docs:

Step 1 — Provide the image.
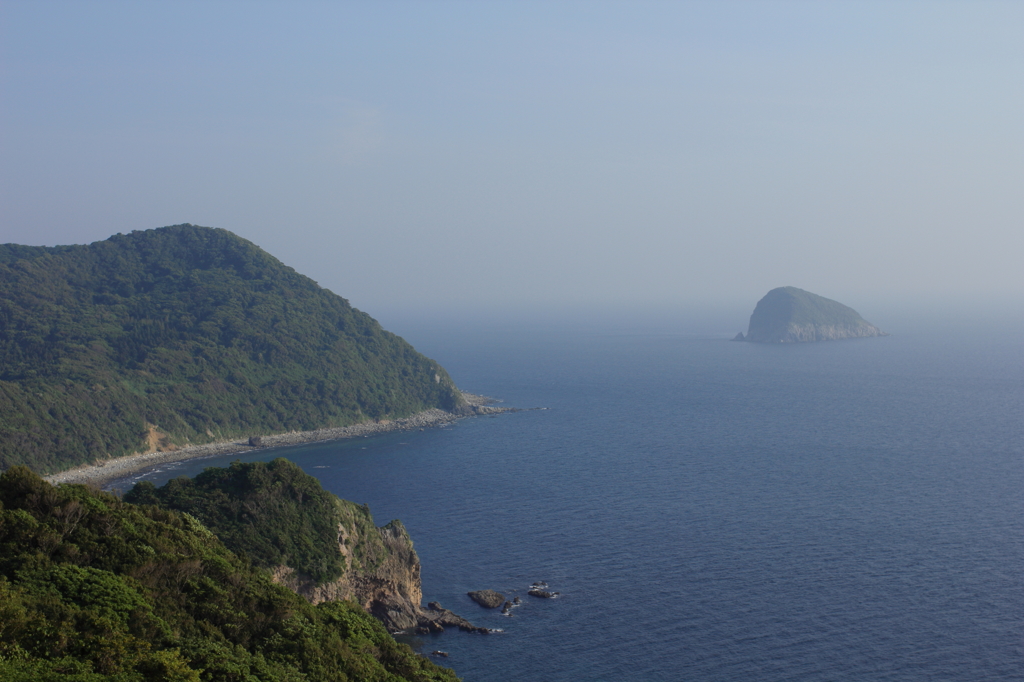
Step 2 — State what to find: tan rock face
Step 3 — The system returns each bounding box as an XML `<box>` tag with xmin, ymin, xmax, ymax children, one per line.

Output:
<box><xmin>270</xmin><ymin>513</ymin><xmax>425</xmax><ymax>631</ymax></box>
<box><xmin>354</xmin><ymin>521</ymin><xmax>424</xmax><ymax>630</ymax></box>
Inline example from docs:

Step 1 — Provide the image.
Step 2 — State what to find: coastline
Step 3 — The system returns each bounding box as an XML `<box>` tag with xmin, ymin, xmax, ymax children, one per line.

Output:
<box><xmin>45</xmin><ymin>393</ymin><xmax>507</xmax><ymax>489</ymax></box>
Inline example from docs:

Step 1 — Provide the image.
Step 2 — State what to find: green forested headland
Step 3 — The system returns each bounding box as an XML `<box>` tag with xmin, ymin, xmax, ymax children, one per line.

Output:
<box><xmin>0</xmin><ymin>225</ymin><xmax>464</xmax><ymax>473</ymax></box>
<box><xmin>124</xmin><ymin>458</ymin><xmax>385</xmax><ymax>586</ymax></box>
<box><xmin>0</xmin><ymin>465</ymin><xmax>459</xmax><ymax>681</ymax></box>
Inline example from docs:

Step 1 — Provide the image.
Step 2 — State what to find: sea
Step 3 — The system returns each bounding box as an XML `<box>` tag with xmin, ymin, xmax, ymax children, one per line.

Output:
<box><xmin>118</xmin><ymin>312</ymin><xmax>1024</xmax><ymax>681</ymax></box>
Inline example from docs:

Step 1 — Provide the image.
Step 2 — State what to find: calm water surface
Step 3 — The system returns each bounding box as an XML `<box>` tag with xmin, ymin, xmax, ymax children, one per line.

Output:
<box><xmin>127</xmin><ymin>323</ymin><xmax>1024</xmax><ymax>681</ymax></box>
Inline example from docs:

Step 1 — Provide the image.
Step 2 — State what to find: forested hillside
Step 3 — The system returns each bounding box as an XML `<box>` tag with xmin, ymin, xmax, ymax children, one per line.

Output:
<box><xmin>0</xmin><ymin>466</ymin><xmax>459</xmax><ymax>681</ymax></box>
<box><xmin>125</xmin><ymin>459</ymin><xmax>443</xmax><ymax>633</ymax></box>
<box><xmin>125</xmin><ymin>458</ymin><xmax>385</xmax><ymax>585</ymax></box>
<box><xmin>0</xmin><ymin>225</ymin><xmax>464</xmax><ymax>473</ymax></box>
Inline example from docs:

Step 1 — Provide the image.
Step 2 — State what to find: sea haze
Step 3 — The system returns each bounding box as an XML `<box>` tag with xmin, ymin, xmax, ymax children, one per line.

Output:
<box><xmin>126</xmin><ymin>318</ymin><xmax>1024</xmax><ymax>681</ymax></box>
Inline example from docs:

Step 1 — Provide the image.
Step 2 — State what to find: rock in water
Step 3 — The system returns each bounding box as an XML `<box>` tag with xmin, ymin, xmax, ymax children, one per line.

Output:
<box><xmin>468</xmin><ymin>589</ymin><xmax>506</xmax><ymax>608</ymax></box>
<box><xmin>741</xmin><ymin>287</ymin><xmax>886</xmax><ymax>343</ymax></box>
<box><xmin>426</xmin><ymin>602</ymin><xmax>490</xmax><ymax>633</ymax></box>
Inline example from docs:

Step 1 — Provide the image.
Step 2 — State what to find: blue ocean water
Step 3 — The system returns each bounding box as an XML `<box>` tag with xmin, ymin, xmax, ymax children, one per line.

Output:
<box><xmin>127</xmin><ymin>321</ymin><xmax>1024</xmax><ymax>681</ymax></box>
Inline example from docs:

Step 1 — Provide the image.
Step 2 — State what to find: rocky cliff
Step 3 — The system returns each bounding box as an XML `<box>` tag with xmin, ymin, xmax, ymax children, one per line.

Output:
<box><xmin>271</xmin><ymin>514</ymin><xmax>424</xmax><ymax>630</ymax></box>
<box><xmin>737</xmin><ymin>287</ymin><xmax>886</xmax><ymax>343</ymax></box>
<box><xmin>125</xmin><ymin>458</ymin><xmax>482</xmax><ymax>634</ymax></box>
<box><xmin>273</xmin><ymin>508</ymin><xmax>484</xmax><ymax>633</ymax></box>
<box><xmin>271</xmin><ymin>514</ymin><xmax>430</xmax><ymax>629</ymax></box>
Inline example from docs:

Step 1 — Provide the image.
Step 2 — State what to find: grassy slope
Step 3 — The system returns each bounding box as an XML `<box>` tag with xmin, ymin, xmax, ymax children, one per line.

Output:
<box><xmin>0</xmin><ymin>225</ymin><xmax>464</xmax><ymax>474</ymax></box>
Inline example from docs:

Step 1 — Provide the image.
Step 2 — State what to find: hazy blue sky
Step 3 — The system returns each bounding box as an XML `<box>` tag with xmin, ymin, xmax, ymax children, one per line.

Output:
<box><xmin>2</xmin><ymin>1</ymin><xmax>1022</xmax><ymax>324</ymax></box>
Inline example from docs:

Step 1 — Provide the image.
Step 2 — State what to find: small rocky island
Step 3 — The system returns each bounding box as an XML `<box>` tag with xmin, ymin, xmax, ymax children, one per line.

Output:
<box><xmin>735</xmin><ymin>286</ymin><xmax>886</xmax><ymax>343</ymax></box>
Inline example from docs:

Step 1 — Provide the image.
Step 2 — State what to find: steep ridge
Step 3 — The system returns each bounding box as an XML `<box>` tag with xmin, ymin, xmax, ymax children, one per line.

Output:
<box><xmin>125</xmin><ymin>458</ymin><xmax>483</xmax><ymax>634</ymax></box>
<box><xmin>737</xmin><ymin>287</ymin><xmax>886</xmax><ymax>343</ymax></box>
<box><xmin>0</xmin><ymin>225</ymin><xmax>465</xmax><ymax>473</ymax></box>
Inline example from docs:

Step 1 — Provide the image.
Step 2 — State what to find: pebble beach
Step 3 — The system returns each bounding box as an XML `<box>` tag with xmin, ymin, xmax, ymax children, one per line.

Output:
<box><xmin>45</xmin><ymin>393</ymin><xmax>504</xmax><ymax>489</ymax></box>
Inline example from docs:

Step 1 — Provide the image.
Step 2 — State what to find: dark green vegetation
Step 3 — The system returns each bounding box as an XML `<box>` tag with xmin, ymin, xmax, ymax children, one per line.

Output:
<box><xmin>127</xmin><ymin>459</ymin><xmax>436</xmax><ymax>635</ymax></box>
<box><xmin>125</xmin><ymin>459</ymin><xmax>384</xmax><ymax>586</ymax></box>
<box><xmin>740</xmin><ymin>286</ymin><xmax>885</xmax><ymax>343</ymax></box>
<box><xmin>0</xmin><ymin>225</ymin><xmax>464</xmax><ymax>473</ymax></box>
<box><xmin>0</xmin><ymin>466</ymin><xmax>459</xmax><ymax>681</ymax></box>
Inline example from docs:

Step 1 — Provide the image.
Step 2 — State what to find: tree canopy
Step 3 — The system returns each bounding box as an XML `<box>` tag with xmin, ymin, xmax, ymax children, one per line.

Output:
<box><xmin>0</xmin><ymin>466</ymin><xmax>459</xmax><ymax>681</ymax></box>
<box><xmin>125</xmin><ymin>459</ymin><xmax>387</xmax><ymax>585</ymax></box>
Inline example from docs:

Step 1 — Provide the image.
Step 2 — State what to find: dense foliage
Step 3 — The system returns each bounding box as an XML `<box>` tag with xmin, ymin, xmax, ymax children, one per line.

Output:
<box><xmin>125</xmin><ymin>459</ymin><xmax>387</xmax><ymax>585</ymax></box>
<box><xmin>0</xmin><ymin>225</ymin><xmax>463</xmax><ymax>473</ymax></box>
<box><xmin>0</xmin><ymin>466</ymin><xmax>459</xmax><ymax>681</ymax></box>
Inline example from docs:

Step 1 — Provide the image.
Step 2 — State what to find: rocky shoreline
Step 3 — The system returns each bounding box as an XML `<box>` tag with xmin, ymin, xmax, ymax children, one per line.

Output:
<box><xmin>45</xmin><ymin>392</ymin><xmax>509</xmax><ymax>489</ymax></box>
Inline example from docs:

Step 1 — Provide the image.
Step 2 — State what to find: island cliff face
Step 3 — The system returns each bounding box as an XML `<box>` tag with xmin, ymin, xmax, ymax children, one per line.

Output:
<box><xmin>738</xmin><ymin>287</ymin><xmax>886</xmax><ymax>343</ymax></box>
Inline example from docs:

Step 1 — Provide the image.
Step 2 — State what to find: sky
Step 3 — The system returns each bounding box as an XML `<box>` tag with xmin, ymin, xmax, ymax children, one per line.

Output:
<box><xmin>2</xmin><ymin>1</ymin><xmax>1022</xmax><ymax>328</ymax></box>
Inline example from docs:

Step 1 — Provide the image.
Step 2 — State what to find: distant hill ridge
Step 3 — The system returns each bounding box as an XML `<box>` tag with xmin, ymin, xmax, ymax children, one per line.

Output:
<box><xmin>737</xmin><ymin>286</ymin><xmax>886</xmax><ymax>343</ymax></box>
<box><xmin>0</xmin><ymin>224</ymin><xmax>465</xmax><ymax>473</ymax></box>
